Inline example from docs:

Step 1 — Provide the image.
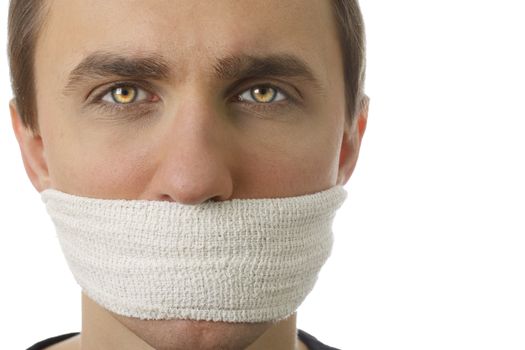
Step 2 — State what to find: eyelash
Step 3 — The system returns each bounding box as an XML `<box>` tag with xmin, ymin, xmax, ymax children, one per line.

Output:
<box><xmin>90</xmin><ymin>81</ymin><xmax>295</xmax><ymax>116</ymax></box>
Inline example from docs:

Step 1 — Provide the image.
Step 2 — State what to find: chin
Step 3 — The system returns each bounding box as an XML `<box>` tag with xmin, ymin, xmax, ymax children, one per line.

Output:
<box><xmin>113</xmin><ymin>313</ymin><xmax>273</xmax><ymax>350</ymax></box>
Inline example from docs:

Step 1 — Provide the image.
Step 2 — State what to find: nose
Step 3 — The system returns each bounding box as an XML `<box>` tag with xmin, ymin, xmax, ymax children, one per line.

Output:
<box><xmin>145</xmin><ymin>102</ymin><xmax>235</xmax><ymax>205</ymax></box>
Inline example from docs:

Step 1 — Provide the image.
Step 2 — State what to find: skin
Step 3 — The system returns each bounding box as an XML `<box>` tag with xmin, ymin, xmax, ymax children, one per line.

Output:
<box><xmin>10</xmin><ymin>0</ymin><xmax>368</xmax><ymax>349</ymax></box>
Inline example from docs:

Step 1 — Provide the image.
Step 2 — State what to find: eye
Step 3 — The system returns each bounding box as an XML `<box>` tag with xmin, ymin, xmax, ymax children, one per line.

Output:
<box><xmin>101</xmin><ymin>85</ymin><xmax>152</xmax><ymax>104</ymax></box>
<box><xmin>237</xmin><ymin>85</ymin><xmax>287</xmax><ymax>104</ymax></box>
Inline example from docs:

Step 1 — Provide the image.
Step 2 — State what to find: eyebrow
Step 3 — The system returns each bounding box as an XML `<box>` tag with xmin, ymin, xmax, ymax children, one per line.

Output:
<box><xmin>213</xmin><ymin>53</ymin><xmax>323</xmax><ymax>90</ymax></box>
<box><xmin>63</xmin><ymin>52</ymin><xmax>171</xmax><ymax>95</ymax></box>
<box><xmin>63</xmin><ymin>51</ymin><xmax>324</xmax><ymax>95</ymax></box>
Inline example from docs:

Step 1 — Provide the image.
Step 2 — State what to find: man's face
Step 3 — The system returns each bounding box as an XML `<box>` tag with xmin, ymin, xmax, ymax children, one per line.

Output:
<box><xmin>12</xmin><ymin>0</ymin><xmax>366</xmax><ymax>347</ymax></box>
<box><xmin>18</xmin><ymin>0</ymin><xmax>365</xmax><ymax>203</ymax></box>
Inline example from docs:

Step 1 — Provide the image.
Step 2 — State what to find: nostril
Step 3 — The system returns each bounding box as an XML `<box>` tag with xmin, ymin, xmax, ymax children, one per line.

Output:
<box><xmin>158</xmin><ymin>192</ymin><xmax>227</xmax><ymax>205</ymax></box>
<box><xmin>159</xmin><ymin>194</ymin><xmax>175</xmax><ymax>202</ymax></box>
<box><xmin>208</xmin><ymin>193</ymin><xmax>234</xmax><ymax>202</ymax></box>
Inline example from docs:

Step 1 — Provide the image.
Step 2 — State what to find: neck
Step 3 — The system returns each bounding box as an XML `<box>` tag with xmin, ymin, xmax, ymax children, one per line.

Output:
<box><xmin>81</xmin><ymin>293</ymin><xmax>306</xmax><ymax>350</ymax></box>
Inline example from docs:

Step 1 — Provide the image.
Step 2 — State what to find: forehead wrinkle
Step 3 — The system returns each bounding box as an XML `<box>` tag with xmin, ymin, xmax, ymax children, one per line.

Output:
<box><xmin>62</xmin><ymin>51</ymin><xmax>171</xmax><ymax>96</ymax></box>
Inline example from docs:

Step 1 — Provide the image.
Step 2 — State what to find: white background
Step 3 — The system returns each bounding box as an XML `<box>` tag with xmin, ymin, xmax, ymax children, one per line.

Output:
<box><xmin>1</xmin><ymin>1</ymin><xmax>524</xmax><ymax>349</ymax></box>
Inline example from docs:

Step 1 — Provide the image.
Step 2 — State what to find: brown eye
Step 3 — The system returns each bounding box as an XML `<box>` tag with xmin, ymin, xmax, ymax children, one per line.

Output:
<box><xmin>111</xmin><ymin>86</ymin><xmax>137</xmax><ymax>104</ymax></box>
<box><xmin>101</xmin><ymin>85</ymin><xmax>154</xmax><ymax>105</ymax></box>
<box><xmin>251</xmin><ymin>86</ymin><xmax>276</xmax><ymax>103</ymax></box>
<box><xmin>238</xmin><ymin>85</ymin><xmax>286</xmax><ymax>104</ymax></box>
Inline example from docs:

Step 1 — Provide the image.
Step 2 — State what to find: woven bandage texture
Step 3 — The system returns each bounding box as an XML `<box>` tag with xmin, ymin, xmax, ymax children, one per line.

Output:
<box><xmin>41</xmin><ymin>185</ymin><xmax>347</xmax><ymax>323</ymax></box>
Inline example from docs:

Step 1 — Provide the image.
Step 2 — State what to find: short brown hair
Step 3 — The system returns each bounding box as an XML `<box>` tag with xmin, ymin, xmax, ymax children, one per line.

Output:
<box><xmin>8</xmin><ymin>0</ymin><xmax>367</xmax><ymax>133</ymax></box>
<box><xmin>7</xmin><ymin>0</ymin><xmax>49</xmax><ymax>134</ymax></box>
<box><xmin>332</xmin><ymin>0</ymin><xmax>369</xmax><ymax>123</ymax></box>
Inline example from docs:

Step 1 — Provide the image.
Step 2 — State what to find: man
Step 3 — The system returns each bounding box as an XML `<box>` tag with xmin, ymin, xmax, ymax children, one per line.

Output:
<box><xmin>8</xmin><ymin>0</ymin><xmax>368</xmax><ymax>349</ymax></box>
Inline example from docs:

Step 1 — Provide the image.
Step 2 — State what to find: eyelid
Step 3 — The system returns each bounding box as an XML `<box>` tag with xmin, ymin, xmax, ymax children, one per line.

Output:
<box><xmin>238</xmin><ymin>84</ymin><xmax>287</xmax><ymax>103</ymax></box>
<box><xmin>231</xmin><ymin>82</ymin><xmax>299</xmax><ymax>105</ymax></box>
<box><xmin>89</xmin><ymin>81</ymin><xmax>158</xmax><ymax>105</ymax></box>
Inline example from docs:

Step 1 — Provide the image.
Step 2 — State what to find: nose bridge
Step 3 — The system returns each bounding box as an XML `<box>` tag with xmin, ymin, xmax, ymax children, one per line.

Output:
<box><xmin>149</xmin><ymin>94</ymin><xmax>234</xmax><ymax>204</ymax></box>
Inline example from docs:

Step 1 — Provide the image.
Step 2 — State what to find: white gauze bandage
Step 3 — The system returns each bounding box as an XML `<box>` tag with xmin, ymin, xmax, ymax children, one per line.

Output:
<box><xmin>41</xmin><ymin>185</ymin><xmax>347</xmax><ymax>323</ymax></box>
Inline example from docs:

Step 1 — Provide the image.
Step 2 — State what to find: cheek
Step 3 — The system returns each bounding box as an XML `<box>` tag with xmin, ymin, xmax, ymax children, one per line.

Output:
<box><xmin>81</xmin><ymin>148</ymin><xmax>155</xmax><ymax>198</ymax></box>
<box><xmin>235</xmin><ymin>117</ymin><xmax>343</xmax><ymax>195</ymax></box>
<box><xmin>44</xmin><ymin>125</ymin><xmax>157</xmax><ymax>198</ymax></box>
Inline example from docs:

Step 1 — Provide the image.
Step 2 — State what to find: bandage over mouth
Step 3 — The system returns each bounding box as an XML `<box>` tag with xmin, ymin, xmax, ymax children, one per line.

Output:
<box><xmin>41</xmin><ymin>185</ymin><xmax>347</xmax><ymax>323</ymax></box>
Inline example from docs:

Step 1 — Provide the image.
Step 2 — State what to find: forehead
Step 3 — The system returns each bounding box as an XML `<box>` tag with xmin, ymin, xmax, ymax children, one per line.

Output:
<box><xmin>36</xmin><ymin>0</ymin><xmax>342</xmax><ymax>92</ymax></box>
